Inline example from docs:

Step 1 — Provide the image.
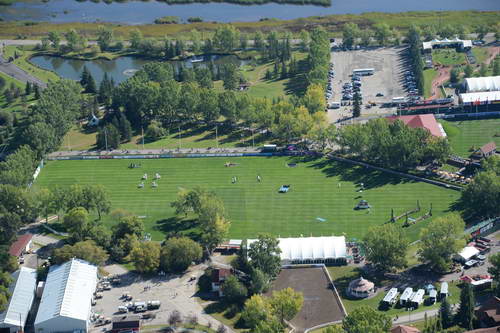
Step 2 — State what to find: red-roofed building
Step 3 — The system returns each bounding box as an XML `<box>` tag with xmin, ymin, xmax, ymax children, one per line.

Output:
<box><xmin>386</xmin><ymin>114</ymin><xmax>447</xmax><ymax>138</ymax></box>
<box><xmin>211</xmin><ymin>268</ymin><xmax>231</xmax><ymax>297</ymax></box>
<box><xmin>391</xmin><ymin>325</ymin><xmax>421</xmax><ymax>333</ymax></box>
<box><xmin>9</xmin><ymin>233</ymin><xmax>33</xmax><ymax>257</ymax></box>
<box><xmin>476</xmin><ymin>296</ymin><xmax>500</xmax><ymax>327</ymax></box>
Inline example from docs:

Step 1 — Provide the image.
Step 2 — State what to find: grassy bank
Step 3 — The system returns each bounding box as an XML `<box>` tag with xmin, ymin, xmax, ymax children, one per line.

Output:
<box><xmin>423</xmin><ymin>68</ymin><xmax>437</xmax><ymax>99</ymax></box>
<box><xmin>3</xmin><ymin>45</ymin><xmax>60</xmax><ymax>83</ymax></box>
<box><xmin>1</xmin><ymin>11</ymin><xmax>499</xmax><ymax>39</ymax></box>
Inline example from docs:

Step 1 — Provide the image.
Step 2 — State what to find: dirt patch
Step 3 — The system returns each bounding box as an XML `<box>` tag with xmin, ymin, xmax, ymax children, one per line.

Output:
<box><xmin>485</xmin><ymin>46</ymin><xmax>500</xmax><ymax>65</ymax></box>
<box><xmin>429</xmin><ymin>66</ymin><xmax>450</xmax><ymax>100</ymax></box>
<box><xmin>266</xmin><ymin>267</ymin><xmax>346</xmax><ymax>332</ymax></box>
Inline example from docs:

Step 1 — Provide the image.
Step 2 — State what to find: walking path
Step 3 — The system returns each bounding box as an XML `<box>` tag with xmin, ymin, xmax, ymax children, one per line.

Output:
<box><xmin>0</xmin><ymin>42</ymin><xmax>47</xmax><ymax>87</ymax></box>
<box><xmin>429</xmin><ymin>66</ymin><xmax>450</xmax><ymax>100</ymax></box>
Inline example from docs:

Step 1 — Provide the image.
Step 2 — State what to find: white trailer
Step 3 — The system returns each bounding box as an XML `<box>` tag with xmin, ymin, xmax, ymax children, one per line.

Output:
<box><xmin>382</xmin><ymin>288</ymin><xmax>399</xmax><ymax>306</ymax></box>
<box><xmin>411</xmin><ymin>289</ymin><xmax>425</xmax><ymax>308</ymax></box>
<box><xmin>400</xmin><ymin>287</ymin><xmax>413</xmax><ymax>306</ymax></box>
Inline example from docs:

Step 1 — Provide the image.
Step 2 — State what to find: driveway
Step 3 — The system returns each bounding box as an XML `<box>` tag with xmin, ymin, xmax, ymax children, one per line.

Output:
<box><xmin>0</xmin><ymin>42</ymin><xmax>46</xmax><ymax>87</ymax></box>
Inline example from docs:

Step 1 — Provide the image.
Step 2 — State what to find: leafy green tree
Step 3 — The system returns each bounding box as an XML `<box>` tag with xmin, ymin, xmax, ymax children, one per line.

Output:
<box><xmin>450</xmin><ymin>67</ymin><xmax>461</xmax><ymax>84</ymax></box>
<box><xmin>221</xmin><ymin>63</ymin><xmax>239</xmax><ymax>91</ymax></box>
<box><xmin>241</xmin><ymin>295</ymin><xmax>273</xmax><ymax>329</ymax></box>
<box><xmin>85</xmin><ymin>71</ymin><xmax>97</xmax><ymax>94</ymax></box>
<box><xmin>145</xmin><ymin>120</ymin><xmax>166</xmax><ymax>141</ymax></box>
<box><xmin>456</xmin><ymin>283</ymin><xmax>475</xmax><ymax>330</ymax></box>
<box><xmin>33</xmin><ymin>84</ymin><xmax>40</xmax><ymax>99</ymax></box>
<box><xmin>363</xmin><ymin>224</ymin><xmax>409</xmax><ymax>272</ymax></box>
<box><xmin>213</xmin><ymin>25</ymin><xmax>240</xmax><ymax>52</ymax></box>
<box><xmin>249</xmin><ymin>268</ymin><xmax>269</xmax><ymax>295</ymax></box>
<box><xmin>97</xmin><ymin>25</ymin><xmax>114</xmax><ymax>51</ymax></box>
<box><xmin>222</xmin><ymin>275</ymin><xmax>248</xmax><ymax>304</ymax></box>
<box><xmin>0</xmin><ymin>212</ymin><xmax>21</xmax><ymax>245</ymax></box>
<box><xmin>373</xmin><ymin>23</ymin><xmax>392</xmax><ymax>45</ymax></box>
<box><xmin>464</xmin><ymin>64</ymin><xmax>473</xmax><ymax>78</ymax></box>
<box><xmin>88</xmin><ymin>184</ymin><xmax>111</xmax><ymax>220</ymax></box>
<box><xmin>342</xmin><ymin>23</ymin><xmax>360</xmax><ymax>48</ymax></box>
<box><xmin>493</xmin><ymin>58</ymin><xmax>500</xmax><ymax>76</ymax></box>
<box><xmin>248</xmin><ymin>234</ymin><xmax>282</xmax><ymax>279</ymax></box>
<box><xmin>476</xmin><ymin>24</ymin><xmax>489</xmax><ymax>40</ymax></box>
<box><xmin>118</xmin><ymin>113</ymin><xmax>132</xmax><ymax>142</ymax></box>
<box><xmin>52</xmin><ymin>240</ymin><xmax>109</xmax><ymax>265</ymax></box>
<box><xmin>269</xmin><ymin>288</ymin><xmax>303</xmax><ymax>324</ymax></box>
<box><xmin>129</xmin><ymin>241</ymin><xmax>161</xmax><ymax>274</ymax></box>
<box><xmin>112</xmin><ymin>215</ymin><xmax>144</xmax><ymax>241</ymax></box>
<box><xmin>129</xmin><ymin>29</ymin><xmax>144</xmax><ymax>50</ymax></box>
<box><xmin>324</xmin><ymin>325</ymin><xmax>345</xmax><ymax>333</ymax></box>
<box><xmin>360</xmin><ymin>30</ymin><xmax>372</xmax><ymax>47</ymax></box>
<box><xmin>160</xmin><ymin>237</ymin><xmax>202</xmax><ymax>273</ymax></box>
<box><xmin>479</xmin><ymin>63</ymin><xmax>488</xmax><ymax>77</ymax></box>
<box><xmin>219</xmin><ymin>90</ymin><xmax>238</xmax><ymax>124</ymax></box>
<box><xmin>97</xmin><ymin>124</ymin><xmax>121</xmax><ymax>150</ymax></box>
<box><xmin>342</xmin><ymin>306</ymin><xmax>391</xmax><ymax>333</ymax></box>
<box><xmin>254</xmin><ymin>31</ymin><xmax>265</xmax><ymax>51</ymax></box>
<box><xmin>301</xmin><ymin>83</ymin><xmax>326</xmax><ymax>113</ymax></box>
<box><xmin>352</xmin><ymin>91</ymin><xmax>361</xmax><ymax>118</ymax></box>
<box><xmin>37</xmin><ymin>188</ymin><xmax>55</xmax><ymax>224</ymax></box>
<box><xmin>64</xmin><ymin>29</ymin><xmax>87</xmax><ymax>53</ymax></box>
<box><xmin>22</xmin><ymin>122</ymin><xmax>57</xmax><ymax>160</ymax></box>
<box><xmin>418</xmin><ymin>213</ymin><xmax>466</xmax><ymax>273</ymax></box>
<box><xmin>299</xmin><ymin>30</ymin><xmax>310</xmax><ymax>51</ymax></box>
<box><xmin>48</xmin><ymin>31</ymin><xmax>61</xmax><ymax>49</ymax></box>
<box><xmin>459</xmin><ymin>164</ymin><xmax>500</xmax><ymax>218</ymax></box>
<box><xmin>254</xmin><ymin>316</ymin><xmax>283</xmax><ymax>333</ymax></box>
<box><xmin>0</xmin><ymin>145</ymin><xmax>38</xmax><ymax>187</ymax></box>
<box><xmin>440</xmin><ymin>297</ymin><xmax>454</xmax><ymax>329</ymax></box>
<box><xmin>25</xmin><ymin>81</ymin><xmax>31</xmax><ymax>96</ymax></box>
<box><xmin>63</xmin><ymin>207</ymin><xmax>92</xmax><ymax>242</ymax></box>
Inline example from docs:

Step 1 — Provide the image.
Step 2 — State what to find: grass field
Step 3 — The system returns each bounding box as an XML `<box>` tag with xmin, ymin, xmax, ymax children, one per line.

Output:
<box><xmin>35</xmin><ymin>156</ymin><xmax>459</xmax><ymax>241</ymax></box>
<box><xmin>439</xmin><ymin>119</ymin><xmax>500</xmax><ymax>157</ymax></box>
<box><xmin>432</xmin><ymin>49</ymin><xmax>466</xmax><ymax>66</ymax></box>
<box><xmin>423</xmin><ymin>69</ymin><xmax>437</xmax><ymax>99</ymax></box>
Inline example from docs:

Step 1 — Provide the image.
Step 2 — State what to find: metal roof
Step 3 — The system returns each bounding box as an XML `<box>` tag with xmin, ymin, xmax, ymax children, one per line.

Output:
<box><xmin>400</xmin><ymin>287</ymin><xmax>413</xmax><ymax>302</ymax></box>
<box><xmin>465</xmin><ymin>76</ymin><xmax>500</xmax><ymax>92</ymax></box>
<box><xmin>0</xmin><ymin>267</ymin><xmax>37</xmax><ymax>328</ymax></box>
<box><xmin>247</xmin><ymin>236</ymin><xmax>347</xmax><ymax>261</ymax></box>
<box><xmin>383</xmin><ymin>288</ymin><xmax>399</xmax><ymax>303</ymax></box>
<box><xmin>460</xmin><ymin>91</ymin><xmax>500</xmax><ymax>104</ymax></box>
<box><xmin>35</xmin><ymin>259</ymin><xmax>97</xmax><ymax>326</ymax></box>
<box><xmin>457</xmin><ymin>246</ymin><xmax>480</xmax><ymax>261</ymax></box>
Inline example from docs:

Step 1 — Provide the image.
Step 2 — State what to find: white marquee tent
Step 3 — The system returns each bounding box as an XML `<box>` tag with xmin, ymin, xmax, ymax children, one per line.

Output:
<box><xmin>247</xmin><ymin>236</ymin><xmax>347</xmax><ymax>264</ymax></box>
<box><xmin>0</xmin><ymin>267</ymin><xmax>37</xmax><ymax>333</ymax></box>
<box><xmin>459</xmin><ymin>91</ymin><xmax>500</xmax><ymax>105</ymax></box>
<box><xmin>34</xmin><ymin>259</ymin><xmax>97</xmax><ymax>333</ymax></box>
<box><xmin>465</xmin><ymin>76</ymin><xmax>500</xmax><ymax>92</ymax></box>
<box><xmin>454</xmin><ymin>246</ymin><xmax>480</xmax><ymax>263</ymax></box>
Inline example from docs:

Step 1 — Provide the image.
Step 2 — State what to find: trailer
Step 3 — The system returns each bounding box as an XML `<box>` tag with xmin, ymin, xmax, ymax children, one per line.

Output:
<box><xmin>440</xmin><ymin>282</ymin><xmax>449</xmax><ymax>300</ymax></box>
<box><xmin>410</xmin><ymin>289</ymin><xmax>425</xmax><ymax>308</ymax></box>
<box><xmin>429</xmin><ymin>289</ymin><xmax>437</xmax><ymax>304</ymax></box>
<box><xmin>381</xmin><ymin>288</ymin><xmax>399</xmax><ymax>306</ymax></box>
<box><xmin>400</xmin><ymin>287</ymin><xmax>413</xmax><ymax>306</ymax></box>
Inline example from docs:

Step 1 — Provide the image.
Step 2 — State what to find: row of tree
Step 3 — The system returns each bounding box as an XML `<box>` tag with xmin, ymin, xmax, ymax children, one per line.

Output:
<box><xmin>406</xmin><ymin>25</ymin><xmax>425</xmax><ymax>95</ymax></box>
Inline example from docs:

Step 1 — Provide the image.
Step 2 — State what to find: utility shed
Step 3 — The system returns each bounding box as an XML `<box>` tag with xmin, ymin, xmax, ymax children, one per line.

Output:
<box><xmin>0</xmin><ymin>267</ymin><xmax>37</xmax><ymax>333</ymax></box>
<box><xmin>34</xmin><ymin>259</ymin><xmax>98</xmax><ymax>333</ymax></box>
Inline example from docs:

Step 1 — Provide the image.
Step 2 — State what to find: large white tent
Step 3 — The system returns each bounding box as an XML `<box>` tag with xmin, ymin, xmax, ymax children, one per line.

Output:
<box><xmin>454</xmin><ymin>246</ymin><xmax>480</xmax><ymax>263</ymax></box>
<box><xmin>459</xmin><ymin>91</ymin><xmax>500</xmax><ymax>105</ymax></box>
<box><xmin>0</xmin><ymin>267</ymin><xmax>37</xmax><ymax>333</ymax></box>
<box><xmin>247</xmin><ymin>236</ymin><xmax>347</xmax><ymax>264</ymax></box>
<box><xmin>465</xmin><ymin>76</ymin><xmax>500</xmax><ymax>92</ymax></box>
<box><xmin>34</xmin><ymin>259</ymin><xmax>97</xmax><ymax>333</ymax></box>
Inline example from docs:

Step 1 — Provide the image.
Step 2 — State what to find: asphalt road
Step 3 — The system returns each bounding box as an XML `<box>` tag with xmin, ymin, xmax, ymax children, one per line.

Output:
<box><xmin>0</xmin><ymin>42</ymin><xmax>47</xmax><ymax>88</ymax></box>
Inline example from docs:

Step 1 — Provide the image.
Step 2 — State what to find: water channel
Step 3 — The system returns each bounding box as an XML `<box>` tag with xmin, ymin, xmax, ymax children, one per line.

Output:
<box><xmin>1</xmin><ymin>0</ymin><xmax>498</xmax><ymax>24</ymax></box>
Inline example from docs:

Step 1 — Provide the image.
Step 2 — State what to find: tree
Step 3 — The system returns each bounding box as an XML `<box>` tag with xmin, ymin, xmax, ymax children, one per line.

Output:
<box><xmin>464</xmin><ymin>64</ymin><xmax>473</xmax><ymax>78</ymax></box>
<box><xmin>488</xmin><ymin>252</ymin><xmax>500</xmax><ymax>296</ymax></box>
<box><xmin>33</xmin><ymin>84</ymin><xmax>40</xmax><ymax>99</ymax></box>
<box><xmin>52</xmin><ymin>240</ymin><xmax>109</xmax><ymax>265</ymax></box>
<box><xmin>64</xmin><ymin>29</ymin><xmax>87</xmax><ymax>53</ymax></box>
<box><xmin>129</xmin><ymin>241</ymin><xmax>160</xmax><ymax>274</ymax></box>
<box><xmin>118</xmin><ymin>114</ymin><xmax>132</xmax><ymax>142</ymax></box>
<box><xmin>352</xmin><ymin>92</ymin><xmax>361</xmax><ymax>118</ymax></box>
<box><xmin>479</xmin><ymin>63</ymin><xmax>488</xmax><ymax>77</ymax></box>
<box><xmin>439</xmin><ymin>297</ymin><xmax>453</xmax><ymax>329</ymax></box>
<box><xmin>160</xmin><ymin>237</ymin><xmax>202</xmax><ymax>273</ymax></box>
<box><xmin>129</xmin><ymin>29</ymin><xmax>144</xmax><ymax>50</ymax></box>
<box><xmin>97</xmin><ymin>124</ymin><xmax>121</xmax><ymax>150</ymax></box>
<box><xmin>48</xmin><ymin>31</ymin><xmax>61</xmax><ymax>49</ymax></box>
<box><xmin>25</xmin><ymin>81</ymin><xmax>31</xmax><ymax>96</ymax></box>
<box><xmin>373</xmin><ymin>23</ymin><xmax>392</xmax><ymax>46</ymax></box>
<box><xmin>299</xmin><ymin>30</ymin><xmax>310</xmax><ymax>51</ymax></box>
<box><xmin>301</xmin><ymin>84</ymin><xmax>326</xmax><ymax>113</ymax></box>
<box><xmin>249</xmin><ymin>268</ymin><xmax>269</xmax><ymax>295</ymax></box>
<box><xmin>112</xmin><ymin>215</ymin><xmax>144</xmax><ymax>241</ymax></box>
<box><xmin>222</xmin><ymin>275</ymin><xmax>248</xmax><ymax>304</ymax></box>
<box><xmin>269</xmin><ymin>288</ymin><xmax>303</xmax><ymax>324</ymax></box>
<box><xmin>145</xmin><ymin>120</ymin><xmax>166</xmax><ymax>141</ymax></box>
<box><xmin>476</xmin><ymin>25</ymin><xmax>489</xmax><ymax>41</ymax></box>
<box><xmin>456</xmin><ymin>283</ymin><xmax>475</xmax><ymax>330</ymax></box>
<box><xmin>363</xmin><ymin>224</ymin><xmax>409</xmax><ymax>272</ymax></box>
<box><xmin>342</xmin><ymin>23</ymin><xmax>360</xmax><ymax>49</ymax></box>
<box><xmin>459</xmin><ymin>167</ymin><xmax>500</xmax><ymax>218</ymax></box>
<box><xmin>248</xmin><ymin>234</ymin><xmax>282</xmax><ymax>279</ymax></box>
<box><xmin>63</xmin><ymin>207</ymin><xmax>92</xmax><ymax>242</ymax></box>
<box><xmin>213</xmin><ymin>25</ymin><xmax>240</xmax><ymax>52</ymax></box>
<box><xmin>37</xmin><ymin>188</ymin><xmax>55</xmax><ymax>224</ymax></box>
<box><xmin>97</xmin><ymin>25</ymin><xmax>114</xmax><ymax>51</ymax></box>
<box><xmin>221</xmin><ymin>63</ymin><xmax>239</xmax><ymax>90</ymax></box>
<box><xmin>216</xmin><ymin>324</ymin><xmax>227</xmax><ymax>333</ymax></box>
<box><xmin>360</xmin><ymin>30</ymin><xmax>372</xmax><ymax>47</ymax></box>
<box><xmin>168</xmin><ymin>310</ymin><xmax>182</xmax><ymax>328</ymax></box>
<box><xmin>493</xmin><ymin>58</ymin><xmax>500</xmax><ymax>76</ymax></box>
<box><xmin>418</xmin><ymin>213</ymin><xmax>466</xmax><ymax>273</ymax></box>
<box><xmin>342</xmin><ymin>306</ymin><xmax>391</xmax><ymax>333</ymax></box>
<box><xmin>241</xmin><ymin>295</ymin><xmax>273</xmax><ymax>329</ymax></box>
<box><xmin>85</xmin><ymin>72</ymin><xmax>97</xmax><ymax>94</ymax></box>
<box><xmin>450</xmin><ymin>67</ymin><xmax>460</xmax><ymax>84</ymax></box>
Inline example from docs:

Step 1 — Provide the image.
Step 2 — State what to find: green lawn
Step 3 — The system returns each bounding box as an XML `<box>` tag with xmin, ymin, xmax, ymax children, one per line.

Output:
<box><xmin>3</xmin><ymin>45</ymin><xmax>60</xmax><ymax>83</ymax></box>
<box><xmin>471</xmin><ymin>47</ymin><xmax>489</xmax><ymax>65</ymax></box>
<box><xmin>423</xmin><ymin>69</ymin><xmax>437</xmax><ymax>99</ymax></box>
<box><xmin>439</xmin><ymin>119</ymin><xmax>500</xmax><ymax>157</ymax></box>
<box><xmin>327</xmin><ymin>265</ymin><xmax>461</xmax><ymax>318</ymax></box>
<box><xmin>432</xmin><ymin>49</ymin><xmax>466</xmax><ymax>66</ymax></box>
<box><xmin>34</xmin><ymin>157</ymin><xmax>459</xmax><ymax>241</ymax></box>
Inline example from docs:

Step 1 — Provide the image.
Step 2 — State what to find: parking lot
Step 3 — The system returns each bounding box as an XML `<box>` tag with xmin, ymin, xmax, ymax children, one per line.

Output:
<box><xmin>89</xmin><ymin>264</ymin><xmax>223</xmax><ymax>332</ymax></box>
<box><xmin>327</xmin><ymin>46</ymin><xmax>408</xmax><ymax>122</ymax></box>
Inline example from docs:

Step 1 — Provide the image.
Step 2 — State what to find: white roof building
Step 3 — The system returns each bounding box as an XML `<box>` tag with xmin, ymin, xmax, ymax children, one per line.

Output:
<box><xmin>465</xmin><ymin>76</ymin><xmax>500</xmax><ymax>92</ymax></box>
<box><xmin>422</xmin><ymin>38</ymin><xmax>472</xmax><ymax>51</ymax></box>
<box><xmin>454</xmin><ymin>246</ymin><xmax>480</xmax><ymax>263</ymax></box>
<box><xmin>34</xmin><ymin>259</ymin><xmax>98</xmax><ymax>333</ymax></box>
<box><xmin>459</xmin><ymin>91</ymin><xmax>500</xmax><ymax>105</ymax></box>
<box><xmin>247</xmin><ymin>236</ymin><xmax>346</xmax><ymax>264</ymax></box>
<box><xmin>0</xmin><ymin>267</ymin><xmax>37</xmax><ymax>333</ymax></box>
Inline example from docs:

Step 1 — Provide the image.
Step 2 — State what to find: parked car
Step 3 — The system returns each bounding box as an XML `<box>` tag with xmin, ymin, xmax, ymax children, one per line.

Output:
<box><xmin>376</xmin><ymin>93</ymin><xmax>384</xmax><ymax>97</ymax></box>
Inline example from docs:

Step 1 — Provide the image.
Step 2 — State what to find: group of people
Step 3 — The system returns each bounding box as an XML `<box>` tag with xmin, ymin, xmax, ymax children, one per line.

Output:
<box><xmin>231</xmin><ymin>175</ymin><xmax>262</xmax><ymax>184</ymax></box>
<box><xmin>138</xmin><ymin>172</ymin><xmax>161</xmax><ymax>188</ymax></box>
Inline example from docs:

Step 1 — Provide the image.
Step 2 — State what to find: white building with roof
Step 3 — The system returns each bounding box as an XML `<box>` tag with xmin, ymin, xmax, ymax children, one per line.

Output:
<box><xmin>247</xmin><ymin>236</ymin><xmax>347</xmax><ymax>264</ymax></box>
<box><xmin>454</xmin><ymin>246</ymin><xmax>480</xmax><ymax>263</ymax></box>
<box><xmin>465</xmin><ymin>76</ymin><xmax>500</xmax><ymax>92</ymax></box>
<box><xmin>459</xmin><ymin>91</ymin><xmax>500</xmax><ymax>105</ymax></box>
<box><xmin>0</xmin><ymin>267</ymin><xmax>37</xmax><ymax>333</ymax></box>
<box><xmin>422</xmin><ymin>38</ymin><xmax>472</xmax><ymax>52</ymax></box>
<box><xmin>34</xmin><ymin>259</ymin><xmax>98</xmax><ymax>333</ymax></box>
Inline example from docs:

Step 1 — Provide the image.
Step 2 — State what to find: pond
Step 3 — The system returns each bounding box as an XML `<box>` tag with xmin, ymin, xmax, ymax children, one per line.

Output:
<box><xmin>1</xmin><ymin>0</ymin><xmax>498</xmax><ymax>24</ymax></box>
<box><xmin>29</xmin><ymin>54</ymin><xmax>247</xmax><ymax>84</ymax></box>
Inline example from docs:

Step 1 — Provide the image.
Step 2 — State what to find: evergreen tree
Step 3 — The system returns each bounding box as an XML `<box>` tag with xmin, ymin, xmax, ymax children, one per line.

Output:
<box><xmin>25</xmin><ymin>81</ymin><xmax>32</xmax><ymax>96</ymax></box>
<box><xmin>280</xmin><ymin>61</ymin><xmax>288</xmax><ymax>79</ymax></box>
<box><xmin>456</xmin><ymin>283</ymin><xmax>475</xmax><ymax>330</ymax></box>
<box><xmin>353</xmin><ymin>92</ymin><xmax>361</xmax><ymax>118</ymax></box>
<box><xmin>80</xmin><ymin>66</ymin><xmax>90</xmax><ymax>88</ymax></box>
<box><xmin>85</xmin><ymin>72</ymin><xmax>97</xmax><ymax>94</ymax></box>
<box><xmin>33</xmin><ymin>84</ymin><xmax>40</xmax><ymax>99</ymax></box>
<box><xmin>440</xmin><ymin>297</ymin><xmax>453</xmax><ymax>329</ymax></box>
<box><xmin>118</xmin><ymin>113</ymin><xmax>133</xmax><ymax>142</ymax></box>
<box><xmin>96</xmin><ymin>123</ymin><xmax>120</xmax><ymax>150</ymax></box>
<box><xmin>273</xmin><ymin>61</ymin><xmax>279</xmax><ymax>78</ymax></box>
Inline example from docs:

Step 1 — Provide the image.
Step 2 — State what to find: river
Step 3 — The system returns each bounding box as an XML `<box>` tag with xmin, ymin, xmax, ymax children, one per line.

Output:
<box><xmin>0</xmin><ymin>0</ymin><xmax>499</xmax><ymax>24</ymax></box>
<box><xmin>29</xmin><ymin>54</ymin><xmax>246</xmax><ymax>84</ymax></box>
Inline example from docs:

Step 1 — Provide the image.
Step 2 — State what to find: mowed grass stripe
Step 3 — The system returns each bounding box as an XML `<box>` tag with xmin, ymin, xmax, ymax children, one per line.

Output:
<box><xmin>35</xmin><ymin>157</ymin><xmax>459</xmax><ymax>241</ymax></box>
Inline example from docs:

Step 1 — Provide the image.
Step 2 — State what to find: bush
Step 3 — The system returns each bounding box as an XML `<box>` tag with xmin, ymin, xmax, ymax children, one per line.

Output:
<box><xmin>145</xmin><ymin>120</ymin><xmax>166</xmax><ymax>141</ymax></box>
<box><xmin>198</xmin><ymin>268</ymin><xmax>213</xmax><ymax>293</ymax></box>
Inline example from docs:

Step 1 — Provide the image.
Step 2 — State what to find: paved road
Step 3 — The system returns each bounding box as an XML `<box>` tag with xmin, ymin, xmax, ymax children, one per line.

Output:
<box><xmin>0</xmin><ymin>42</ymin><xmax>47</xmax><ymax>87</ymax></box>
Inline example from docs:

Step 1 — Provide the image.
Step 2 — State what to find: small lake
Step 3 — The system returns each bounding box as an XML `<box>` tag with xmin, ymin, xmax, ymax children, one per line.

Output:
<box><xmin>29</xmin><ymin>54</ymin><xmax>246</xmax><ymax>84</ymax></box>
<box><xmin>1</xmin><ymin>0</ymin><xmax>499</xmax><ymax>24</ymax></box>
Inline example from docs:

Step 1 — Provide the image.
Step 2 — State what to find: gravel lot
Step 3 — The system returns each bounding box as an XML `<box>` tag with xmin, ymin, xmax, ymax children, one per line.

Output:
<box><xmin>327</xmin><ymin>46</ymin><xmax>408</xmax><ymax>123</ymax></box>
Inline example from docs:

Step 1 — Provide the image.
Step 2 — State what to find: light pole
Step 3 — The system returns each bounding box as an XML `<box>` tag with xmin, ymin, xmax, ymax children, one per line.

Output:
<box><xmin>104</xmin><ymin>127</ymin><xmax>108</xmax><ymax>151</ymax></box>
